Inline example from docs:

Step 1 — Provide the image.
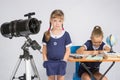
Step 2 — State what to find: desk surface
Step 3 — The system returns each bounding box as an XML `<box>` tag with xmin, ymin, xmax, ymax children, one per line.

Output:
<box><xmin>68</xmin><ymin>53</ymin><xmax>120</xmax><ymax>62</ymax></box>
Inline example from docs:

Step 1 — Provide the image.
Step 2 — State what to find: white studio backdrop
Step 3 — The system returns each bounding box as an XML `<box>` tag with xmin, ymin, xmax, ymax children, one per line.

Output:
<box><xmin>0</xmin><ymin>0</ymin><xmax>120</xmax><ymax>80</ymax></box>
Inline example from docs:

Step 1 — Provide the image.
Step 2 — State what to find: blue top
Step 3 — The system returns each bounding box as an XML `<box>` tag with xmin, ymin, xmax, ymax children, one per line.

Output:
<box><xmin>83</xmin><ymin>40</ymin><xmax>106</xmax><ymax>68</ymax></box>
<box><xmin>42</xmin><ymin>30</ymin><xmax>72</xmax><ymax>60</ymax></box>
<box><xmin>84</xmin><ymin>40</ymin><xmax>105</xmax><ymax>50</ymax></box>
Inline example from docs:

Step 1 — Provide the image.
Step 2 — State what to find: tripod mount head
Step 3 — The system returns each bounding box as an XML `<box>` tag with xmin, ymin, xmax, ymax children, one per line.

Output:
<box><xmin>21</xmin><ymin>36</ymin><xmax>41</xmax><ymax>52</ymax></box>
<box><xmin>20</xmin><ymin>36</ymin><xmax>41</xmax><ymax>59</ymax></box>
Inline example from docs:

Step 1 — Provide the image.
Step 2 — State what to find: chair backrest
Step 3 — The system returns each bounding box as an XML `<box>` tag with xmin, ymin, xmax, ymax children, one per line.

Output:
<box><xmin>70</xmin><ymin>46</ymin><xmax>80</xmax><ymax>53</ymax></box>
<box><xmin>70</xmin><ymin>46</ymin><xmax>81</xmax><ymax>80</ymax></box>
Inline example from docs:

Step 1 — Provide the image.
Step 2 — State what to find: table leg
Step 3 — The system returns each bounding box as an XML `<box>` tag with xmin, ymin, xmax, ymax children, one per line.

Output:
<box><xmin>99</xmin><ymin>61</ymin><xmax>115</xmax><ymax>80</ymax></box>
<box><xmin>81</xmin><ymin>63</ymin><xmax>96</xmax><ymax>80</ymax></box>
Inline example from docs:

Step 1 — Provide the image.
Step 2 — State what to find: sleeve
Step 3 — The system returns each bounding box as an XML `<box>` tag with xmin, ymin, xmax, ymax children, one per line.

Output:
<box><xmin>102</xmin><ymin>42</ymin><xmax>111</xmax><ymax>49</ymax></box>
<box><xmin>65</xmin><ymin>31</ymin><xmax>72</xmax><ymax>47</ymax></box>
<box><xmin>84</xmin><ymin>40</ymin><xmax>90</xmax><ymax>50</ymax></box>
<box><xmin>42</xmin><ymin>33</ymin><xmax>47</xmax><ymax>45</ymax></box>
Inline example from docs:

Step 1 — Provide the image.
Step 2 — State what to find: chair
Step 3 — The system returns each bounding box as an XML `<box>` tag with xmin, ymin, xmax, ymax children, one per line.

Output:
<box><xmin>70</xmin><ymin>46</ymin><xmax>81</xmax><ymax>80</ymax></box>
<box><xmin>70</xmin><ymin>46</ymin><xmax>96</xmax><ymax>80</ymax></box>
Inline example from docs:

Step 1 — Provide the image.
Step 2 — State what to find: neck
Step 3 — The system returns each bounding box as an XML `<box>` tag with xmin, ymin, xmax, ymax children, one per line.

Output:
<box><xmin>51</xmin><ymin>29</ymin><xmax>63</xmax><ymax>35</ymax></box>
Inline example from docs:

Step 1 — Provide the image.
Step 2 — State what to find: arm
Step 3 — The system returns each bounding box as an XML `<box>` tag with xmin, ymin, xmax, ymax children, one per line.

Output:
<box><xmin>76</xmin><ymin>46</ymin><xmax>95</xmax><ymax>55</ymax></box>
<box><xmin>76</xmin><ymin>40</ymin><xmax>97</xmax><ymax>55</ymax></box>
<box><xmin>98</xmin><ymin>45</ymin><xmax>111</xmax><ymax>53</ymax></box>
<box><xmin>63</xmin><ymin>47</ymin><xmax>70</xmax><ymax>61</ymax></box>
<box><xmin>76</xmin><ymin>46</ymin><xmax>86</xmax><ymax>54</ymax></box>
<box><xmin>64</xmin><ymin>32</ymin><xmax>72</xmax><ymax>61</ymax></box>
<box><xmin>76</xmin><ymin>46</ymin><xmax>109</xmax><ymax>55</ymax></box>
<box><xmin>103</xmin><ymin>45</ymin><xmax>111</xmax><ymax>52</ymax></box>
<box><xmin>42</xmin><ymin>45</ymin><xmax>48</xmax><ymax>61</ymax></box>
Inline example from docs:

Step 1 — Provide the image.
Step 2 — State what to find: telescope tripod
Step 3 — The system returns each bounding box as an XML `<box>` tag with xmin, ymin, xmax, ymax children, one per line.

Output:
<box><xmin>10</xmin><ymin>45</ymin><xmax>41</xmax><ymax>80</ymax></box>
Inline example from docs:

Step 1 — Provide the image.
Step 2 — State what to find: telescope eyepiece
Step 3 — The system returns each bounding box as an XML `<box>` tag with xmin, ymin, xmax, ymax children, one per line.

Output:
<box><xmin>24</xmin><ymin>12</ymin><xmax>35</xmax><ymax>18</ymax></box>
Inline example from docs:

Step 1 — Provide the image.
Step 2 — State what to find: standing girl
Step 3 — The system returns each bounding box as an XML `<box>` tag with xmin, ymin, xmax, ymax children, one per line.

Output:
<box><xmin>42</xmin><ymin>9</ymin><xmax>72</xmax><ymax>80</ymax></box>
<box><xmin>76</xmin><ymin>26</ymin><xmax>110</xmax><ymax>80</ymax></box>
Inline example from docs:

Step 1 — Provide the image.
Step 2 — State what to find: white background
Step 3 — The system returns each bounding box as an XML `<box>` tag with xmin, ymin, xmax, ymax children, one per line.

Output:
<box><xmin>0</xmin><ymin>0</ymin><xmax>120</xmax><ymax>80</ymax></box>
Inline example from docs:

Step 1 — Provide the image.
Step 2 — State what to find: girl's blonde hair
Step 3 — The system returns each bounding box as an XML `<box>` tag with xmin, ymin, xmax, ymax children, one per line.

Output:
<box><xmin>91</xmin><ymin>25</ymin><xmax>104</xmax><ymax>38</ymax></box>
<box><xmin>50</xmin><ymin>9</ymin><xmax>64</xmax><ymax>20</ymax></box>
<box><xmin>45</xmin><ymin>9</ymin><xmax>64</xmax><ymax>42</ymax></box>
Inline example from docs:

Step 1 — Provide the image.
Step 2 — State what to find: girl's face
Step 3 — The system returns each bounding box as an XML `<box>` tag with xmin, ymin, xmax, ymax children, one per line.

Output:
<box><xmin>50</xmin><ymin>17</ymin><xmax>63</xmax><ymax>30</ymax></box>
<box><xmin>91</xmin><ymin>36</ymin><xmax>103</xmax><ymax>48</ymax></box>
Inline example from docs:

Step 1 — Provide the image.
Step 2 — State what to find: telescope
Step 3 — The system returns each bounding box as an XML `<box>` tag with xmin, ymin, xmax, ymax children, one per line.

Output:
<box><xmin>0</xmin><ymin>12</ymin><xmax>42</xmax><ymax>80</ymax></box>
<box><xmin>0</xmin><ymin>12</ymin><xmax>41</xmax><ymax>39</ymax></box>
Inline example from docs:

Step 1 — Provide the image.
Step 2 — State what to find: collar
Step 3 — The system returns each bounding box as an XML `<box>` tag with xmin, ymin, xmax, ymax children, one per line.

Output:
<box><xmin>50</xmin><ymin>30</ymin><xmax>65</xmax><ymax>39</ymax></box>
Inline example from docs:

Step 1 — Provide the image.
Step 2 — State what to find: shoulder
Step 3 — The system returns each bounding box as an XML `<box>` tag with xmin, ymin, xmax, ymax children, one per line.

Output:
<box><xmin>100</xmin><ymin>42</ymin><xmax>105</xmax><ymax>46</ymax></box>
<box><xmin>85</xmin><ymin>40</ymin><xmax>92</xmax><ymax>44</ymax></box>
<box><xmin>101</xmin><ymin>41</ymin><xmax>105</xmax><ymax>45</ymax></box>
<box><xmin>101</xmin><ymin>41</ymin><xmax>109</xmax><ymax>48</ymax></box>
<box><xmin>64</xmin><ymin>31</ymin><xmax>70</xmax><ymax>36</ymax></box>
<box><xmin>64</xmin><ymin>31</ymin><xmax>69</xmax><ymax>34</ymax></box>
<box><xmin>84</xmin><ymin>40</ymin><xmax>92</xmax><ymax>49</ymax></box>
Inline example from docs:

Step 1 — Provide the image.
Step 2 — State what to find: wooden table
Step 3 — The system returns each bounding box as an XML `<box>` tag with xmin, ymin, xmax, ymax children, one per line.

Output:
<box><xmin>68</xmin><ymin>53</ymin><xmax>120</xmax><ymax>80</ymax></box>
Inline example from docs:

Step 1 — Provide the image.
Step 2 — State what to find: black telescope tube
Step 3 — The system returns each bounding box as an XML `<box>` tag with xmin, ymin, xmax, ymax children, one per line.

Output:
<box><xmin>0</xmin><ymin>18</ymin><xmax>40</xmax><ymax>39</ymax></box>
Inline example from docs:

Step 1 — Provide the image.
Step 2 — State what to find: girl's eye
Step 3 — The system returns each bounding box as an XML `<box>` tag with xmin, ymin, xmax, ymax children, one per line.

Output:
<box><xmin>59</xmin><ymin>20</ymin><xmax>63</xmax><ymax>23</ymax></box>
<box><xmin>59</xmin><ymin>20</ymin><xmax>62</xmax><ymax>22</ymax></box>
<box><xmin>53</xmin><ymin>20</ymin><xmax>57</xmax><ymax>22</ymax></box>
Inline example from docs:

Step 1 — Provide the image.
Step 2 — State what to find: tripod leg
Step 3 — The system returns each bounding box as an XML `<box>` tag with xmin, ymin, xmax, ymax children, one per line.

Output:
<box><xmin>25</xmin><ymin>59</ymin><xmax>32</xmax><ymax>80</ymax></box>
<box><xmin>10</xmin><ymin>58</ymin><xmax>22</xmax><ymax>80</ymax></box>
<box><xmin>30</xmin><ymin>58</ymin><xmax>41</xmax><ymax>80</ymax></box>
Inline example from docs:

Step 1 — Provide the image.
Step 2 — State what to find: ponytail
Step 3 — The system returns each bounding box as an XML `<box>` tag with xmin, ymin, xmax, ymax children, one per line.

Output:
<box><xmin>91</xmin><ymin>25</ymin><xmax>103</xmax><ymax>38</ymax></box>
<box><xmin>44</xmin><ymin>23</ymin><xmax>51</xmax><ymax>42</ymax></box>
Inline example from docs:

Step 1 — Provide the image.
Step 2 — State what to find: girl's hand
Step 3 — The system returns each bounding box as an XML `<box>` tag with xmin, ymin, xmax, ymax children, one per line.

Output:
<box><xmin>63</xmin><ymin>59</ymin><xmax>67</xmax><ymax>62</ymax></box>
<box><xmin>98</xmin><ymin>50</ymin><xmax>106</xmax><ymax>54</ymax></box>
<box><xmin>92</xmin><ymin>50</ymin><xmax>105</xmax><ymax>55</ymax></box>
<box><xmin>43</xmin><ymin>58</ymin><xmax>48</xmax><ymax>61</ymax></box>
<box><xmin>93</xmin><ymin>50</ymin><xmax>99</xmax><ymax>55</ymax></box>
